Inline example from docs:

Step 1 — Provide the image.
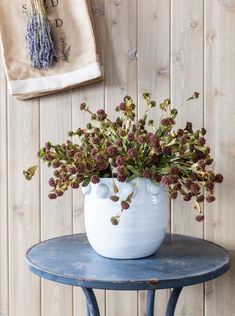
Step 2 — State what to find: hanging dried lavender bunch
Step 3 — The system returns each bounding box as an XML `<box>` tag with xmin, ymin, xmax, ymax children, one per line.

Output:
<box><xmin>26</xmin><ymin>0</ymin><xmax>57</xmax><ymax>70</ymax></box>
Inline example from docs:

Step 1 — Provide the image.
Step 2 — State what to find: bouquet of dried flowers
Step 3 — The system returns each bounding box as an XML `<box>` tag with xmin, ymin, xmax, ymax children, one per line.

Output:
<box><xmin>24</xmin><ymin>92</ymin><xmax>223</xmax><ymax>224</ymax></box>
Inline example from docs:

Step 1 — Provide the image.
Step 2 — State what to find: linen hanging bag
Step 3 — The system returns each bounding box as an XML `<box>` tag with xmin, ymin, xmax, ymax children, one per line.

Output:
<box><xmin>0</xmin><ymin>0</ymin><xmax>103</xmax><ymax>100</ymax></box>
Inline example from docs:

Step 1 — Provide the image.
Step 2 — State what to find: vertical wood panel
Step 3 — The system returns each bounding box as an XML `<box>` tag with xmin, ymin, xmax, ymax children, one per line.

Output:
<box><xmin>138</xmin><ymin>0</ymin><xmax>170</xmax><ymax>314</ymax></box>
<box><xmin>40</xmin><ymin>92</ymin><xmax>73</xmax><ymax>316</ymax></box>
<box><xmin>104</xmin><ymin>0</ymin><xmax>138</xmax><ymax>315</ymax></box>
<box><xmin>1</xmin><ymin>1</ymin><xmax>235</xmax><ymax>316</ymax></box>
<box><xmin>0</xmin><ymin>55</ymin><xmax>8</xmax><ymax>316</ymax></box>
<box><xmin>171</xmin><ymin>1</ymin><xmax>204</xmax><ymax>315</ymax></box>
<box><xmin>8</xmin><ymin>96</ymin><xmax>40</xmax><ymax>316</ymax></box>
<box><xmin>72</xmin><ymin>1</ymin><xmax>106</xmax><ymax>315</ymax></box>
<box><xmin>205</xmin><ymin>1</ymin><xmax>235</xmax><ymax>315</ymax></box>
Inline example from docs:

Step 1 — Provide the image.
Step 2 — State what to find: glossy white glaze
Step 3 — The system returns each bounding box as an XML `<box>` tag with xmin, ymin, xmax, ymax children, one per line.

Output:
<box><xmin>82</xmin><ymin>178</ymin><xmax>168</xmax><ymax>259</ymax></box>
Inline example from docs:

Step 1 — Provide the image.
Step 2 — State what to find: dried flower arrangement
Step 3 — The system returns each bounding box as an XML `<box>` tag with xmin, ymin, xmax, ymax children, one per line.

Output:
<box><xmin>24</xmin><ymin>92</ymin><xmax>223</xmax><ymax>224</ymax></box>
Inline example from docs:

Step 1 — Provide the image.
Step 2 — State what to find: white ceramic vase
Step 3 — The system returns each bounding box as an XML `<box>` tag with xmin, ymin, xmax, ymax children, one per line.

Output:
<box><xmin>82</xmin><ymin>177</ymin><xmax>168</xmax><ymax>259</ymax></box>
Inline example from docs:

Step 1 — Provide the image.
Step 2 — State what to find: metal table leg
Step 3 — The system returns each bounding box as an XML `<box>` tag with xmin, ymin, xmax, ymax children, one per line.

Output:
<box><xmin>146</xmin><ymin>289</ymin><xmax>156</xmax><ymax>316</ymax></box>
<box><xmin>82</xmin><ymin>287</ymin><xmax>100</xmax><ymax>316</ymax></box>
<box><xmin>165</xmin><ymin>287</ymin><xmax>183</xmax><ymax>316</ymax></box>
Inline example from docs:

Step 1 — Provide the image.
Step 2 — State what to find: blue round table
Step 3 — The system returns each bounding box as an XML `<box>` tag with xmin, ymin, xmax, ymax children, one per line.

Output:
<box><xmin>25</xmin><ymin>233</ymin><xmax>230</xmax><ymax>316</ymax></box>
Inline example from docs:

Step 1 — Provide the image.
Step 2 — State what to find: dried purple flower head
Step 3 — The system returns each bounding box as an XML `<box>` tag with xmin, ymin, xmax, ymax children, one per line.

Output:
<box><xmin>162</xmin><ymin>146</ymin><xmax>172</xmax><ymax>156</ymax></box>
<box><xmin>117</xmin><ymin>167</ymin><xmax>126</xmax><ymax>176</ymax></box>
<box><xmin>142</xmin><ymin>169</ymin><xmax>152</xmax><ymax>179</ymax></box>
<box><xmin>92</xmin><ymin>137</ymin><xmax>100</xmax><ymax>145</ymax></box>
<box><xmin>96</xmin><ymin>153</ymin><xmax>106</xmax><ymax>163</ymax></box>
<box><xmin>107</xmin><ymin>146</ymin><xmax>118</xmax><ymax>156</ymax></box>
<box><xmin>170</xmin><ymin>166</ymin><xmax>180</xmax><ymax>175</ymax></box>
<box><xmin>51</xmin><ymin>160</ymin><xmax>61</xmax><ymax>168</ymax></box>
<box><xmin>160</xmin><ymin>118</ymin><xmax>174</xmax><ymax>126</ymax></box>
<box><xmin>119</xmin><ymin>102</ymin><xmax>126</xmax><ymax>111</ymax></box>
<box><xmin>67</xmin><ymin>150</ymin><xmax>75</xmax><ymax>158</ymax></box>
<box><xmin>121</xmin><ymin>201</ymin><xmax>130</xmax><ymax>210</ymax></box>
<box><xmin>110</xmin><ymin>195</ymin><xmax>119</xmax><ymax>202</ymax></box>
<box><xmin>190</xmin><ymin>183</ymin><xmax>201</xmax><ymax>195</ymax></box>
<box><xmin>127</xmin><ymin>133</ymin><xmax>135</xmax><ymax>142</ymax></box>
<box><xmin>110</xmin><ymin>216</ymin><xmax>119</xmax><ymax>225</ymax></box>
<box><xmin>115</xmin><ymin>139</ymin><xmax>123</xmax><ymax>147</ymax></box>
<box><xmin>199</xmin><ymin>137</ymin><xmax>206</xmax><ymax>146</ymax></box>
<box><xmin>184</xmin><ymin>193</ymin><xmax>192</xmax><ymax>201</ymax></box>
<box><xmin>195</xmin><ymin>214</ymin><xmax>204</xmax><ymax>222</ymax></box>
<box><xmin>117</xmin><ymin>175</ymin><xmax>126</xmax><ymax>182</ymax></box>
<box><xmin>170</xmin><ymin>191</ymin><xmax>178</xmax><ymax>199</ymax></box>
<box><xmin>91</xmin><ymin>148</ymin><xmax>97</xmax><ymax>158</ymax></box>
<box><xmin>196</xmin><ymin>195</ymin><xmax>204</xmax><ymax>203</ymax></box>
<box><xmin>171</xmin><ymin>175</ymin><xmax>179</xmax><ymax>184</ymax></box>
<box><xmin>190</xmin><ymin>172</ymin><xmax>198</xmax><ymax>181</ymax></box>
<box><xmin>162</xmin><ymin>175</ymin><xmax>172</xmax><ymax>186</ymax></box>
<box><xmin>206</xmin><ymin>181</ymin><xmax>214</xmax><ymax>191</ymax></box>
<box><xmin>91</xmin><ymin>175</ymin><xmax>100</xmax><ymax>184</ymax></box>
<box><xmin>48</xmin><ymin>192</ymin><xmax>57</xmax><ymax>199</ymax></box>
<box><xmin>173</xmin><ymin>183</ymin><xmax>182</xmax><ymax>191</ymax></box>
<box><xmin>198</xmin><ymin>159</ymin><xmax>206</xmax><ymax>169</ymax></box>
<box><xmin>97</xmin><ymin>109</ymin><xmax>107</xmax><ymax>120</ymax></box>
<box><xmin>116</xmin><ymin>155</ymin><xmax>125</xmax><ymax>166</ymax></box>
<box><xmin>154</xmin><ymin>173</ymin><xmax>162</xmax><ymax>183</ymax></box>
<box><xmin>128</xmin><ymin>148</ymin><xmax>137</xmax><ymax>158</ymax></box>
<box><xmin>185</xmin><ymin>122</ymin><xmax>193</xmax><ymax>132</ymax></box>
<box><xmin>80</xmin><ymin>103</ymin><xmax>87</xmax><ymax>110</ymax></box>
<box><xmin>97</xmin><ymin>163</ymin><xmax>108</xmax><ymax>171</ymax></box>
<box><xmin>177</xmin><ymin>129</ymin><xmax>184</xmax><ymax>137</ymax></box>
<box><xmin>76</xmin><ymin>163</ymin><xmax>85</xmax><ymax>174</ymax></box>
<box><xmin>215</xmin><ymin>173</ymin><xmax>224</xmax><ymax>183</ymax></box>
<box><xmin>48</xmin><ymin>177</ymin><xmax>56</xmax><ymax>187</ymax></box>
<box><xmin>206</xmin><ymin>195</ymin><xmax>216</xmax><ymax>203</ymax></box>
<box><xmin>71</xmin><ymin>182</ymin><xmax>80</xmax><ymax>189</ymax></box>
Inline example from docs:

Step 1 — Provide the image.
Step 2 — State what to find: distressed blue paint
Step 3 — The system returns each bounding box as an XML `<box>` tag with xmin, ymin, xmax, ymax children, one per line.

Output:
<box><xmin>146</xmin><ymin>290</ymin><xmax>156</xmax><ymax>316</ymax></box>
<box><xmin>25</xmin><ymin>233</ymin><xmax>230</xmax><ymax>291</ymax></box>
<box><xmin>165</xmin><ymin>287</ymin><xmax>183</xmax><ymax>316</ymax></box>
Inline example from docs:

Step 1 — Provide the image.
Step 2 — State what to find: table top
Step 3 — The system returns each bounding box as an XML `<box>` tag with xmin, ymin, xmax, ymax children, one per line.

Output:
<box><xmin>25</xmin><ymin>233</ymin><xmax>230</xmax><ymax>291</ymax></box>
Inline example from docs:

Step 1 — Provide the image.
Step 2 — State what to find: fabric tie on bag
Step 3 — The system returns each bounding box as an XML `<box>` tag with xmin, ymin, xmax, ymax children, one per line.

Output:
<box><xmin>0</xmin><ymin>0</ymin><xmax>103</xmax><ymax>100</ymax></box>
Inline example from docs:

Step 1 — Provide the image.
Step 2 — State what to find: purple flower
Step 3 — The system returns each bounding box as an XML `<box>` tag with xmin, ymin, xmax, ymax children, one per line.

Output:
<box><xmin>128</xmin><ymin>148</ymin><xmax>137</xmax><ymax>158</ymax></box>
<box><xmin>71</xmin><ymin>182</ymin><xmax>80</xmax><ymax>189</ymax></box>
<box><xmin>162</xmin><ymin>175</ymin><xmax>172</xmax><ymax>186</ymax></box>
<box><xmin>91</xmin><ymin>175</ymin><xmax>100</xmax><ymax>184</ymax></box>
<box><xmin>97</xmin><ymin>109</ymin><xmax>106</xmax><ymax>120</ymax></box>
<box><xmin>107</xmin><ymin>146</ymin><xmax>118</xmax><ymax>156</ymax></box>
<box><xmin>142</xmin><ymin>169</ymin><xmax>152</xmax><ymax>179</ymax></box>
<box><xmin>116</xmin><ymin>155</ymin><xmax>125</xmax><ymax>166</ymax></box>
<box><xmin>170</xmin><ymin>191</ymin><xmax>178</xmax><ymax>199</ymax></box>
<box><xmin>48</xmin><ymin>192</ymin><xmax>57</xmax><ymax>199</ymax></box>
<box><xmin>170</xmin><ymin>166</ymin><xmax>180</xmax><ymax>175</ymax></box>
<box><xmin>121</xmin><ymin>201</ymin><xmax>129</xmax><ymax>210</ymax></box>
<box><xmin>119</xmin><ymin>102</ymin><xmax>126</xmax><ymax>111</ymax></box>
<box><xmin>48</xmin><ymin>177</ymin><xmax>56</xmax><ymax>187</ymax></box>
<box><xmin>195</xmin><ymin>214</ymin><xmax>204</xmax><ymax>222</ymax></box>
<box><xmin>198</xmin><ymin>159</ymin><xmax>206</xmax><ymax>169</ymax></box>
<box><xmin>215</xmin><ymin>173</ymin><xmax>223</xmax><ymax>183</ymax></box>
<box><xmin>127</xmin><ymin>133</ymin><xmax>134</xmax><ymax>142</ymax></box>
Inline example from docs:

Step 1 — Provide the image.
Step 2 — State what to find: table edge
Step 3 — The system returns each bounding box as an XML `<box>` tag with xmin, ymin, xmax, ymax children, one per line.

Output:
<box><xmin>25</xmin><ymin>233</ymin><xmax>231</xmax><ymax>290</ymax></box>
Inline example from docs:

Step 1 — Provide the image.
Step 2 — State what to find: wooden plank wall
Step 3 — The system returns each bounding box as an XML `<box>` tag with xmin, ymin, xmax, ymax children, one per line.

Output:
<box><xmin>0</xmin><ymin>0</ymin><xmax>235</xmax><ymax>315</ymax></box>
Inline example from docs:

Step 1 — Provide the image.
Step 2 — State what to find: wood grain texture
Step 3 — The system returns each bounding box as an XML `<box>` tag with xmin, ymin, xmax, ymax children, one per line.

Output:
<box><xmin>40</xmin><ymin>92</ymin><xmax>73</xmax><ymax>316</ymax></box>
<box><xmin>72</xmin><ymin>1</ymin><xmax>106</xmax><ymax>314</ymax></box>
<box><xmin>104</xmin><ymin>0</ymin><xmax>138</xmax><ymax>315</ymax></box>
<box><xmin>205</xmin><ymin>0</ymin><xmax>235</xmax><ymax>315</ymax></box>
<box><xmin>138</xmin><ymin>0</ymin><xmax>170</xmax><ymax>314</ymax></box>
<box><xmin>1</xmin><ymin>0</ymin><xmax>235</xmax><ymax>315</ymax></box>
<box><xmin>8</xmin><ymin>95</ymin><xmax>40</xmax><ymax>316</ymax></box>
<box><xmin>0</xmin><ymin>54</ymin><xmax>8</xmax><ymax>316</ymax></box>
<box><xmin>171</xmin><ymin>1</ymin><xmax>204</xmax><ymax>315</ymax></box>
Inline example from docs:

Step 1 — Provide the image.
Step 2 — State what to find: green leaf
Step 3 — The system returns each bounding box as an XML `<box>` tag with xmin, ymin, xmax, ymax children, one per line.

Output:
<box><xmin>82</xmin><ymin>178</ymin><xmax>90</xmax><ymax>187</ymax></box>
<box><xmin>126</xmin><ymin>174</ymin><xmax>137</xmax><ymax>182</ymax></box>
<box><xmin>126</xmin><ymin>165</ymin><xmax>138</xmax><ymax>174</ymax></box>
